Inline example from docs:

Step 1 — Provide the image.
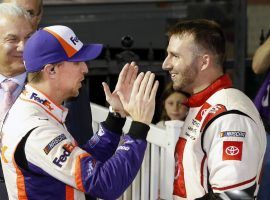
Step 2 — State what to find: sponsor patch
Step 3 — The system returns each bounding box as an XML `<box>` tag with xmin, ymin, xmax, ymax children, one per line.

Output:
<box><xmin>222</xmin><ymin>141</ymin><xmax>243</xmax><ymax>161</ymax></box>
<box><xmin>200</xmin><ymin>104</ymin><xmax>227</xmax><ymax>132</ymax></box>
<box><xmin>195</xmin><ymin>102</ymin><xmax>211</xmax><ymax>122</ymax></box>
<box><xmin>220</xmin><ymin>131</ymin><xmax>246</xmax><ymax>138</ymax></box>
<box><xmin>30</xmin><ymin>92</ymin><xmax>54</xmax><ymax>111</ymax></box>
<box><xmin>44</xmin><ymin>134</ymin><xmax>67</xmax><ymax>154</ymax></box>
<box><xmin>117</xmin><ymin>146</ymin><xmax>130</xmax><ymax>151</ymax></box>
<box><xmin>53</xmin><ymin>143</ymin><xmax>75</xmax><ymax>168</ymax></box>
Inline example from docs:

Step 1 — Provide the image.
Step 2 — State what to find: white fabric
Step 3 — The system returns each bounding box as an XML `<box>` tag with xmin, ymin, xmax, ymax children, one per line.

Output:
<box><xmin>174</xmin><ymin>88</ymin><xmax>266</xmax><ymax>199</ymax></box>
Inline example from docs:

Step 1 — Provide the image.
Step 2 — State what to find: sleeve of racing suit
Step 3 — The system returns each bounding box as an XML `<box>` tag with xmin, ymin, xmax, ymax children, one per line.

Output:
<box><xmin>24</xmin><ymin>119</ymin><xmax>149</xmax><ymax>200</ymax></box>
<box><xmin>202</xmin><ymin>112</ymin><xmax>265</xmax><ymax>197</ymax></box>
<box><xmin>82</xmin><ymin>112</ymin><xmax>126</xmax><ymax>162</ymax></box>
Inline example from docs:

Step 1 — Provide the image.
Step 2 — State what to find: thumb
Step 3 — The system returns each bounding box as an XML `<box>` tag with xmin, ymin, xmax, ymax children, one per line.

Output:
<box><xmin>102</xmin><ymin>82</ymin><xmax>112</xmax><ymax>102</ymax></box>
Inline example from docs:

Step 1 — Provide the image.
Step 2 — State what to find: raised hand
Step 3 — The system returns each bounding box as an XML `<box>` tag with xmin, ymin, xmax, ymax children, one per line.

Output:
<box><xmin>117</xmin><ymin>71</ymin><xmax>159</xmax><ymax>125</ymax></box>
<box><xmin>102</xmin><ymin>62</ymin><xmax>138</xmax><ymax>117</ymax></box>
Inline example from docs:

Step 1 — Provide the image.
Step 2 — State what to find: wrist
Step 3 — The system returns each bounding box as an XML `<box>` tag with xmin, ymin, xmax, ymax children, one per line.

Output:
<box><xmin>109</xmin><ymin>106</ymin><xmax>126</xmax><ymax>118</ymax></box>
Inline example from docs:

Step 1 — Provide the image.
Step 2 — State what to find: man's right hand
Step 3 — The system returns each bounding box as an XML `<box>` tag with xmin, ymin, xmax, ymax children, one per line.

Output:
<box><xmin>117</xmin><ymin>71</ymin><xmax>159</xmax><ymax>125</ymax></box>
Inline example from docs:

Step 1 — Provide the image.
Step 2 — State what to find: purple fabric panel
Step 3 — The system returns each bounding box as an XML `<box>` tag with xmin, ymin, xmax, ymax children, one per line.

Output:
<box><xmin>254</xmin><ymin>71</ymin><xmax>270</xmax><ymax>122</ymax></box>
<box><xmin>80</xmin><ymin>134</ymin><xmax>147</xmax><ymax>199</ymax></box>
<box><xmin>22</xmin><ymin>162</ymin><xmax>66</xmax><ymax>200</ymax></box>
<box><xmin>83</xmin><ymin>124</ymin><xmax>121</xmax><ymax>162</ymax></box>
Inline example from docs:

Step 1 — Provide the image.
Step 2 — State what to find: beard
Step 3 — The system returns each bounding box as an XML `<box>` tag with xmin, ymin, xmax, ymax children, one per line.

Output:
<box><xmin>172</xmin><ymin>64</ymin><xmax>197</xmax><ymax>94</ymax></box>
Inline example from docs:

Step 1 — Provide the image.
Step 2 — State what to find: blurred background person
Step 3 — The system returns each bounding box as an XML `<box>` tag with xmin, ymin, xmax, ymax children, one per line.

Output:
<box><xmin>156</xmin><ymin>82</ymin><xmax>189</xmax><ymax>129</ymax></box>
<box><xmin>2</xmin><ymin>0</ymin><xmax>43</xmax><ymax>30</ymax></box>
<box><xmin>252</xmin><ymin>36</ymin><xmax>270</xmax><ymax>200</ymax></box>
<box><xmin>0</xmin><ymin>3</ymin><xmax>33</xmax><ymax>200</ymax></box>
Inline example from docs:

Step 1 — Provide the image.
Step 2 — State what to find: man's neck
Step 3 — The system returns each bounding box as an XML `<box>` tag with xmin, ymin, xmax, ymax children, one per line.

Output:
<box><xmin>193</xmin><ymin>68</ymin><xmax>224</xmax><ymax>94</ymax></box>
<box><xmin>28</xmin><ymin>82</ymin><xmax>64</xmax><ymax>106</ymax></box>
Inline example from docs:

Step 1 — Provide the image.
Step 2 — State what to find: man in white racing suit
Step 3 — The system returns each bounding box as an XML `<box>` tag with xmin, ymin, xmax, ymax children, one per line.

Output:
<box><xmin>162</xmin><ymin>19</ymin><xmax>266</xmax><ymax>199</ymax></box>
<box><xmin>0</xmin><ymin>25</ymin><xmax>159</xmax><ymax>200</ymax></box>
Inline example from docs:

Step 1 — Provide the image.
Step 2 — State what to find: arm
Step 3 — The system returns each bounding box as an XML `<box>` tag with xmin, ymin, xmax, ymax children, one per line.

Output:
<box><xmin>82</xmin><ymin>62</ymin><xmax>138</xmax><ymax>160</ymax></box>
<box><xmin>203</xmin><ymin>113</ymin><xmax>264</xmax><ymax>198</ymax></box>
<box><xmin>252</xmin><ymin>37</ymin><xmax>270</xmax><ymax>74</ymax></box>
<box><xmin>82</xmin><ymin>113</ymin><xmax>125</xmax><ymax>162</ymax></box>
<box><xmin>24</xmin><ymin>72</ymin><xmax>158</xmax><ymax>199</ymax></box>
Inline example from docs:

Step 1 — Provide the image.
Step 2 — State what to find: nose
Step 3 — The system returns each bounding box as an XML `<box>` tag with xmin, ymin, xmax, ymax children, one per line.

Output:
<box><xmin>81</xmin><ymin>62</ymin><xmax>88</xmax><ymax>74</ymax></box>
<box><xmin>17</xmin><ymin>40</ymin><xmax>25</xmax><ymax>52</ymax></box>
<box><xmin>174</xmin><ymin>103</ymin><xmax>179</xmax><ymax>111</ymax></box>
<box><xmin>162</xmin><ymin>56</ymin><xmax>172</xmax><ymax>71</ymax></box>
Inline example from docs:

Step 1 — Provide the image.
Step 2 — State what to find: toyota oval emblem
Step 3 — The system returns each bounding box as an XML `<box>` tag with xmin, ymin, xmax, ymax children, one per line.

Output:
<box><xmin>225</xmin><ymin>146</ymin><xmax>239</xmax><ymax>156</ymax></box>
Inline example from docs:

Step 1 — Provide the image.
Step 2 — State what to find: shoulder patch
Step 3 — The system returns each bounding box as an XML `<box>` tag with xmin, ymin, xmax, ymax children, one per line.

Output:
<box><xmin>220</xmin><ymin>131</ymin><xmax>246</xmax><ymax>138</ymax></box>
<box><xmin>222</xmin><ymin>141</ymin><xmax>243</xmax><ymax>161</ymax></box>
<box><xmin>44</xmin><ymin>134</ymin><xmax>67</xmax><ymax>154</ymax></box>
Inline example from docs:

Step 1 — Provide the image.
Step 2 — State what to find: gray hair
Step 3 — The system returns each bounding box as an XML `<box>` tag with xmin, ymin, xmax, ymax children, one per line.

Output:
<box><xmin>0</xmin><ymin>3</ymin><xmax>31</xmax><ymax>20</ymax></box>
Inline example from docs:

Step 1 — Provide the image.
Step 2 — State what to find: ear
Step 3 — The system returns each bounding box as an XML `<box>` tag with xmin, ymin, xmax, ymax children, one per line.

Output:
<box><xmin>43</xmin><ymin>64</ymin><xmax>56</xmax><ymax>78</ymax></box>
<box><xmin>200</xmin><ymin>54</ymin><xmax>210</xmax><ymax>71</ymax></box>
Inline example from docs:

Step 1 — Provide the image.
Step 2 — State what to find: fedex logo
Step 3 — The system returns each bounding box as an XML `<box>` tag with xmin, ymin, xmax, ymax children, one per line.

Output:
<box><xmin>30</xmin><ymin>92</ymin><xmax>53</xmax><ymax>111</ymax></box>
<box><xmin>53</xmin><ymin>143</ymin><xmax>75</xmax><ymax>168</ymax></box>
<box><xmin>70</xmin><ymin>36</ymin><xmax>79</xmax><ymax>45</ymax></box>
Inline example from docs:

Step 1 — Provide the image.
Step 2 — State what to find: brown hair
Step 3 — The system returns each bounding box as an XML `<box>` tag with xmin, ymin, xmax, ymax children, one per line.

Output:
<box><xmin>159</xmin><ymin>82</ymin><xmax>189</xmax><ymax>121</ymax></box>
<box><xmin>167</xmin><ymin>19</ymin><xmax>226</xmax><ymax>66</ymax></box>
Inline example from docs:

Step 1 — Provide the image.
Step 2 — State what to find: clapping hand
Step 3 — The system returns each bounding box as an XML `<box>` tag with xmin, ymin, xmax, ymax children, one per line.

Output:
<box><xmin>102</xmin><ymin>62</ymin><xmax>138</xmax><ymax>117</ymax></box>
<box><xmin>117</xmin><ymin>71</ymin><xmax>159</xmax><ymax>125</ymax></box>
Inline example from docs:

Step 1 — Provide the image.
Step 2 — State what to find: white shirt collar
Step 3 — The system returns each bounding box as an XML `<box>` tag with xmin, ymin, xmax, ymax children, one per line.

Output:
<box><xmin>0</xmin><ymin>72</ymin><xmax>26</xmax><ymax>87</ymax></box>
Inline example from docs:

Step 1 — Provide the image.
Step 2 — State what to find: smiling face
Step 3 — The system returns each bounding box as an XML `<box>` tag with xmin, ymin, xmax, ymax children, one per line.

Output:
<box><xmin>162</xmin><ymin>34</ymin><xmax>201</xmax><ymax>94</ymax></box>
<box><xmin>164</xmin><ymin>92</ymin><xmax>188</xmax><ymax>121</ymax></box>
<box><xmin>0</xmin><ymin>15</ymin><xmax>33</xmax><ymax>77</ymax></box>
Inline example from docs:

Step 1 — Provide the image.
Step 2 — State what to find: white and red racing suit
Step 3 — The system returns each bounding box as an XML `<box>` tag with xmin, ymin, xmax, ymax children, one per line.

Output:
<box><xmin>173</xmin><ymin>74</ymin><xmax>266</xmax><ymax>199</ymax></box>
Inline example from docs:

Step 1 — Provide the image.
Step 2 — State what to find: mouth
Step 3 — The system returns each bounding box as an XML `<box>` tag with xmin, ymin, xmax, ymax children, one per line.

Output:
<box><xmin>13</xmin><ymin>55</ymin><xmax>23</xmax><ymax>59</ymax></box>
<box><xmin>170</xmin><ymin>73</ymin><xmax>177</xmax><ymax>80</ymax></box>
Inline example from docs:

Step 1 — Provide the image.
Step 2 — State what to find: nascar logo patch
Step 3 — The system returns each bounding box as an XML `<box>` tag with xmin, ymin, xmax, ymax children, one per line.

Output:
<box><xmin>44</xmin><ymin>134</ymin><xmax>67</xmax><ymax>154</ymax></box>
<box><xmin>220</xmin><ymin>131</ymin><xmax>246</xmax><ymax>138</ymax></box>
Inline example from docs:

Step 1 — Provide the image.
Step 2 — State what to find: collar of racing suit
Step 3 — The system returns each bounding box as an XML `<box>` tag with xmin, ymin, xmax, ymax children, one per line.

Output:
<box><xmin>19</xmin><ymin>84</ymin><xmax>68</xmax><ymax>124</ymax></box>
<box><xmin>186</xmin><ymin>74</ymin><xmax>233</xmax><ymax>107</ymax></box>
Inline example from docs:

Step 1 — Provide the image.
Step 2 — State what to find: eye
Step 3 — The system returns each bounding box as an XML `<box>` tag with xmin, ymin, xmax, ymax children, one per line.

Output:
<box><xmin>27</xmin><ymin>10</ymin><xmax>36</xmax><ymax>18</ymax></box>
<box><xmin>168</xmin><ymin>102</ymin><xmax>173</xmax><ymax>106</ymax></box>
<box><xmin>5</xmin><ymin>37</ymin><xmax>17</xmax><ymax>43</ymax></box>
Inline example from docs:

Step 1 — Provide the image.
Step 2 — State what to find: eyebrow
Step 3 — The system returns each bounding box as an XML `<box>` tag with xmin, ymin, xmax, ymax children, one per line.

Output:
<box><xmin>4</xmin><ymin>34</ymin><xmax>17</xmax><ymax>39</ymax></box>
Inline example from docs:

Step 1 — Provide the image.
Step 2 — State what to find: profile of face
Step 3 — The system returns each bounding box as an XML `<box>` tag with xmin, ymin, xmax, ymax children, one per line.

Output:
<box><xmin>6</xmin><ymin>0</ymin><xmax>43</xmax><ymax>30</ymax></box>
<box><xmin>54</xmin><ymin>61</ymin><xmax>88</xmax><ymax>100</ymax></box>
<box><xmin>164</xmin><ymin>92</ymin><xmax>188</xmax><ymax>121</ymax></box>
<box><xmin>0</xmin><ymin>16</ymin><xmax>33</xmax><ymax>77</ymax></box>
<box><xmin>162</xmin><ymin>34</ymin><xmax>201</xmax><ymax>93</ymax></box>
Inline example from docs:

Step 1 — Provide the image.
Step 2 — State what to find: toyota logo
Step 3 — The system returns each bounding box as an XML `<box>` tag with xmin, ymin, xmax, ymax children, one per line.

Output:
<box><xmin>225</xmin><ymin>146</ymin><xmax>239</xmax><ymax>156</ymax></box>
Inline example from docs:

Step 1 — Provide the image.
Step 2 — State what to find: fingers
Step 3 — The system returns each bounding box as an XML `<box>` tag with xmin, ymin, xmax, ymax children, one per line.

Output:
<box><xmin>137</xmin><ymin>71</ymin><xmax>151</xmax><ymax>97</ymax></box>
<box><xmin>117</xmin><ymin>63</ymin><xmax>129</xmax><ymax>85</ymax></box>
<box><xmin>102</xmin><ymin>82</ymin><xmax>112</xmax><ymax>102</ymax></box>
<box><xmin>125</xmin><ymin>62</ymin><xmax>138</xmax><ymax>85</ymax></box>
<box><xmin>130</xmin><ymin>72</ymin><xmax>145</xmax><ymax>98</ymax></box>
<box><xmin>150</xmin><ymin>80</ymin><xmax>159</xmax><ymax>100</ymax></box>
<box><xmin>143</xmin><ymin>73</ymin><xmax>155</xmax><ymax>99</ymax></box>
